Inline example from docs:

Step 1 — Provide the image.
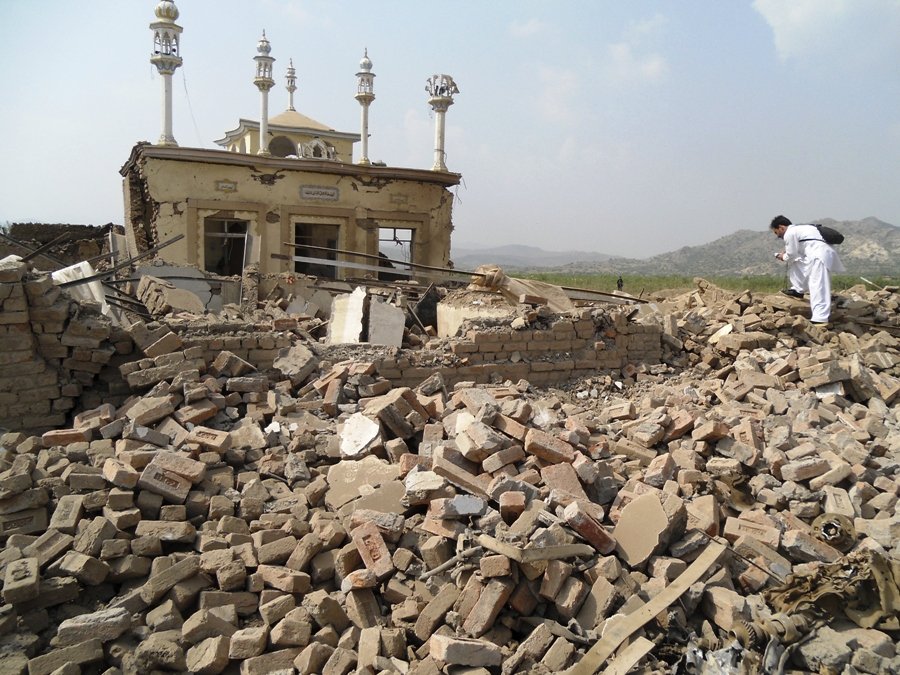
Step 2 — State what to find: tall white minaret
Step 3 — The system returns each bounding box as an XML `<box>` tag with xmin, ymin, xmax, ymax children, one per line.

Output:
<box><xmin>285</xmin><ymin>58</ymin><xmax>297</xmax><ymax>112</ymax></box>
<box><xmin>426</xmin><ymin>74</ymin><xmax>459</xmax><ymax>171</ymax></box>
<box><xmin>150</xmin><ymin>1</ymin><xmax>183</xmax><ymax>146</ymax></box>
<box><xmin>254</xmin><ymin>31</ymin><xmax>275</xmax><ymax>156</ymax></box>
<box><xmin>354</xmin><ymin>50</ymin><xmax>375</xmax><ymax>165</ymax></box>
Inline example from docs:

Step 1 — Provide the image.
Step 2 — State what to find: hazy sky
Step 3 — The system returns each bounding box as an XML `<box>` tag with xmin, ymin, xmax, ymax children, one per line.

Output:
<box><xmin>1</xmin><ymin>1</ymin><xmax>898</xmax><ymax>258</ymax></box>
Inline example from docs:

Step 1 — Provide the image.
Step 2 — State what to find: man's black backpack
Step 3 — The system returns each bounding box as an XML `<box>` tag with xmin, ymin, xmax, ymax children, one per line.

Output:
<box><xmin>802</xmin><ymin>223</ymin><xmax>844</xmax><ymax>245</ymax></box>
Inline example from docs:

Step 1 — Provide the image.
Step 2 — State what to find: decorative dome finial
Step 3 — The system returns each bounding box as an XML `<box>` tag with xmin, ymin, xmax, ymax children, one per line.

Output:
<box><xmin>257</xmin><ymin>30</ymin><xmax>271</xmax><ymax>55</ymax></box>
<box><xmin>154</xmin><ymin>1</ymin><xmax>179</xmax><ymax>21</ymax></box>
<box><xmin>359</xmin><ymin>48</ymin><xmax>372</xmax><ymax>72</ymax></box>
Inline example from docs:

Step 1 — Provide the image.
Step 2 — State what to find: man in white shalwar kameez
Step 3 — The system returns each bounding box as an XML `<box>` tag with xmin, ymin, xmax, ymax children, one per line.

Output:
<box><xmin>770</xmin><ymin>215</ymin><xmax>845</xmax><ymax>325</ymax></box>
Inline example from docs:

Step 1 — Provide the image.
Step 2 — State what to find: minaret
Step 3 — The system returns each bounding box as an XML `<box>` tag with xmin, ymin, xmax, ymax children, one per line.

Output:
<box><xmin>149</xmin><ymin>1</ymin><xmax>183</xmax><ymax>146</ymax></box>
<box><xmin>426</xmin><ymin>74</ymin><xmax>459</xmax><ymax>171</ymax></box>
<box><xmin>285</xmin><ymin>59</ymin><xmax>297</xmax><ymax>112</ymax></box>
<box><xmin>254</xmin><ymin>31</ymin><xmax>275</xmax><ymax>156</ymax></box>
<box><xmin>354</xmin><ymin>50</ymin><xmax>375</xmax><ymax>165</ymax></box>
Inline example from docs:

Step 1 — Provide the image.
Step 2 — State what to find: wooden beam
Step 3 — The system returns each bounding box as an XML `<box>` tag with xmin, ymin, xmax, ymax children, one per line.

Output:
<box><xmin>566</xmin><ymin>540</ymin><xmax>727</xmax><ymax>675</ymax></box>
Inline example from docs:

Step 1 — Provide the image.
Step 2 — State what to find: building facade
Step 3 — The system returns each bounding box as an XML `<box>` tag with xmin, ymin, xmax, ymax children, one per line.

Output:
<box><xmin>123</xmin><ymin>2</ymin><xmax>461</xmax><ymax>282</ymax></box>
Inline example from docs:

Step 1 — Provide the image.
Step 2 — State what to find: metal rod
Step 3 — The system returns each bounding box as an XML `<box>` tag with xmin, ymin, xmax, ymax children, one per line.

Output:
<box><xmin>290</xmin><ymin>254</ymin><xmax>418</xmax><ymax>278</ymax></box>
<box><xmin>101</xmin><ymin>288</ymin><xmax>147</xmax><ymax>307</ymax></box>
<box><xmin>559</xmin><ymin>285</ymin><xmax>648</xmax><ymax>303</ymax></box>
<box><xmin>20</xmin><ymin>232</ymin><xmax>72</xmax><ymax>263</ymax></box>
<box><xmin>57</xmin><ymin>234</ymin><xmax>184</xmax><ymax>289</ymax></box>
<box><xmin>82</xmin><ymin>250</ymin><xmax>117</xmax><ymax>266</ymax></box>
<box><xmin>105</xmin><ymin>297</ymin><xmax>151</xmax><ymax>319</ymax></box>
<box><xmin>0</xmin><ymin>232</ymin><xmax>67</xmax><ymax>267</ymax></box>
<box><xmin>284</xmin><ymin>243</ymin><xmax>647</xmax><ymax>302</ymax></box>
<box><xmin>283</xmin><ymin>241</ymin><xmax>483</xmax><ymax>277</ymax></box>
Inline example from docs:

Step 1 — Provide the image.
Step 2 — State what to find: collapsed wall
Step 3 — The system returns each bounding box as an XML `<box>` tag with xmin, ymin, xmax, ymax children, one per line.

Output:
<box><xmin>0</xmin><ymin>259</ymin><xmax>132</xmax><ymax>434</ymax></box>
<box><xmin>0</xmin><ymin>224</ymin><xmax>114</xmax><ymax>271</ymax></box>
<box><xmin>0</xmin><ymin>258</ymin><xmax>664</xmax><ymax>437</ymax></box>
<box><xmin>160</xmin><ymin>315</ymin><xmax>662</xmax><ymax>392</ymax></box>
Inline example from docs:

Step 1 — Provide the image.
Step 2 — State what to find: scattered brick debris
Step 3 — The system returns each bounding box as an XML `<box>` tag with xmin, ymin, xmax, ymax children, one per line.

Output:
<box><xmin>1</xmin><ymin>259</ymin><xmax>899</xmax><ymax>673</ymax></box>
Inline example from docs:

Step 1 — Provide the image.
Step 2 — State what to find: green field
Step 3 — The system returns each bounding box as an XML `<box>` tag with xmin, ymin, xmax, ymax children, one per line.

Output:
<box><xmin>517</xmin><ymin>273</ymin><xmax>898</xmax><ymax>298</ymax></box>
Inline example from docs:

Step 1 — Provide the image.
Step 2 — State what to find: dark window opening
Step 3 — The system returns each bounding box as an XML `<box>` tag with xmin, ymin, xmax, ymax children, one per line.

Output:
<box><xmin>204</xmin><ymin>219</ymin><xmax>247</xmax><ymax>276</ymax></box>
<box><xmin>378</xmin><ymin>226</ymin><xmax>414</xmax><ymax>281</ymax></box>
<box><xmin>294</xmin><ymin>222</ymin><xmax>340</xmax><ymax>279</ymax></box>
<box><xmin>269</xmin><ymin>136</ymin><xmax>296</xmax><ymax>158</ymax></box>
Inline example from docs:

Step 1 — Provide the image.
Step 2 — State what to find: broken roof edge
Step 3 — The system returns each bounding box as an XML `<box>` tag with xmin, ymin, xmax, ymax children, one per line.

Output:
<box><xmin>119</xmin><ymin>142</ymin><xmax>461</xmax><ymax>186</ymax></box>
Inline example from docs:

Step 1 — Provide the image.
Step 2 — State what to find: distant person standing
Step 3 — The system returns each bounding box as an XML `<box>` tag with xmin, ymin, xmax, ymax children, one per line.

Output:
<box><xmin>770</xmin><ymin>215</ymin><xmax>845</xmax><ymax>325</ymax></box>
<box><xmin>616</xmin><ymin>276</ymin><xmax>624</xmax><ymax>291</ymax></box>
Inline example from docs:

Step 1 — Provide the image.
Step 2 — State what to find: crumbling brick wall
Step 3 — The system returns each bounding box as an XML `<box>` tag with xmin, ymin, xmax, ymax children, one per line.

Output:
<box><xmin>0</xmin><ymin>260</ymin><xmax>133</xmax><ymax>434</ymax></box>
<box><xmin>1</xmin><ymin>256</ymin><xmax>663</xmax><ymax>436</ymax></box>
<box><xmin>2</xmin><ymin>223</ymin><xmax>112</xmax><ymax>269</ymax></box>
<box><xmin>376</xmin><ymin>313</ymin><xmax>662</xmax><ymax>389</ymax></box>
<box><xmin>159</xmin><ymin>309</ymin><xmax>662</xmax><ymax>391</ymax></box>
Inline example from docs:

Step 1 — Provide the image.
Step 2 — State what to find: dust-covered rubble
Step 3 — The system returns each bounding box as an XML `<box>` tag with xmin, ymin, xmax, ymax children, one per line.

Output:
<box><xmin>0</xmin><ymin>274</ymin><xmax>899</xmax><ymax>675</ymax></box>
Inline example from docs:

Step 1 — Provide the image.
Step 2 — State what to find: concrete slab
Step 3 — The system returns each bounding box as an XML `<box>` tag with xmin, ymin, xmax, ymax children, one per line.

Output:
<box><xmin>327</xmin><ymin>287</ymin><xmax>366</xmax><ymax>344</ymax></box>
<box><xmin>613</xmin><ymin>493</ymin><xmax>669</xmax><ymax>567</ymax></box>
<box><xmin>135</xmin><ymin>264</ymin><xmax>220</xmax><ymax>311</ymax></box>
<box><xmin>367</xmin><ymin>298</ymin><xmax>405</xmax><ymax>347</ymax></box>
<box><xmin>339</xmin><ymin>412</ymin><xmax>382</xmax><ymax>458</ymax></box>
<box><xmin>325</xmin><ymin>455</ymin><xmax>401</xmax><ymax>510</ymax></box>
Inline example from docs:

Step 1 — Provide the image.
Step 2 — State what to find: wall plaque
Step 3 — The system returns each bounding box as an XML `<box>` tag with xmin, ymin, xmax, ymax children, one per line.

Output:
<box><xmin>300</xmin><ymin>185</ymin><xmax>339</xmax><ymax>201</ymax></box>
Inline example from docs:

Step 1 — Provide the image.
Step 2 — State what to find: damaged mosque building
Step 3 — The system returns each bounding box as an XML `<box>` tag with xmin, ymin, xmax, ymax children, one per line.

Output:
<box><xmin>124</xmin><ymin>0</ymin><xmax>462</xmax><ymax>283</ymax></box>
<box><xmin>0</xmin><ymin>2</ymin><xmax>899</xmax><ymax>675</ymax></box>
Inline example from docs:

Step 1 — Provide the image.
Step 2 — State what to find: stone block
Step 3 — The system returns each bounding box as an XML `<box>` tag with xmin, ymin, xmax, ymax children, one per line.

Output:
<box><xmin>55</xmin><ymin>606</ymin><xmax>130</xmax><ymax>645</ymax></box>
<box><xmin>564</xmin><ymin>501</ymin><xmax>616</xmax><ymax>554</ymax></box>
<box><xmin>480</xmin><ymin>554</ymin><xmax>513</xmax><ymax>578</ymax></box>
<box><xmin>151</xmin><ymin>451</ymin><xmax>207</xmax><ymax>483</ymax></box>
<box><xmin>0</xmin><ymin>507</ymin><xmax>48</xmax><ymax>536</ymax></box>
<box><xmin>27</xmin><ymin>638</ymin><xmax>104</xmax><ymax>675</ymax></box>
<box><xmin>351</xmin><ymin>520</ymin><xmax>395</xmax><ymax>579</ymax></box>
<box><xmin>140</xmin><ymin>555</ymin><xmax>201</xmax><ymax>604</ymax></box>
<box><xmin>462</xmin><ymin>577</ymin><xmax>514</xmax><ymax>637</ymax></box>
<box><xmin>239</xmin><ymin>647</ymin><xmax>302</xmax><ymax>675</ymax></box>
<box><xmin>294</xmin><ymin>642</ymin><xmax>335</xmax><ymax>675</ymax></box>
<box><xmin>57</xmin><ymin>550</ymin><xmax>109</xmax><ymax>585</ymax></box>
<box><xmin>229</xmin><ymin>625</ymin><xmax>269</xmax><ymax>659</ymax></box>
<box><xmin>138</xmin><ymin>462</ymin><xmax>192</xmax><ymax>504</ymax></box>
<box><xmin>22</xmin><ymin>529</ymin><xmax>73</xmax><ymax>567</ymax></box>
<box><xmin>2</xmin><ymin>557</ymin><xmax>39</xmax><ymax>604</ymax></box>
<box><xmin>701</xmin><ymin>586</ymin><xmax>748</xmax><ymax>631</ymax></box>
<box><xmin>414</xmin><ymin>582</ymin><xmax>459</xmax><ymax>642</ymax></box>
<box><xmin>524</xmin><ymin>428</ymin><xmax>575</xmax><ymax>464</ymax></box>
<box><xmin>781</xmin><ymin>529</ymin><xmax>842</xmax><ymax>563</ymax></box>
<box><xmin>430</xmin><ymin>634</ymin><xmax>502</xmax><ymax>667</ymax></box>
<box><xmin>182</xmin><ymin>608</ymin><xmax>237</xmax><ymax>644</ymax></box>
<box><xmin>186</xmin><ymin>635</ymin><xmax>230</xmax><ymax>675</ymax></box>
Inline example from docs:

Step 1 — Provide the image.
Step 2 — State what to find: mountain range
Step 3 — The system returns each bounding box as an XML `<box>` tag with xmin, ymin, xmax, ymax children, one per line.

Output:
<box><xmin>452</xmin><ymin>217</ymin><xmax>899</xmax><ymax>277</ymax></box>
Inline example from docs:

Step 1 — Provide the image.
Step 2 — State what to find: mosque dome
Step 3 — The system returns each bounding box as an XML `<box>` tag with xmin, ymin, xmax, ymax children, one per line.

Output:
<box><xmin>154</xmin><ymin>1</ymin><xmax>179</xmax><ymax>21</ymax></box>
<box><xmin>359</xmin><ymin>50</ymin><xmax>372</xmax><ymax>72</ymax></box>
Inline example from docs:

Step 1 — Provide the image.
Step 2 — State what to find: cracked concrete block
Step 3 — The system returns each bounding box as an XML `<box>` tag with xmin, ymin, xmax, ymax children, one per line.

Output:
<box><xmin>613</xmin><ymin>492</ymin><xmax>669</xmax><ymax>567</ymax></box>
<box><xmin>327</xmin><ymin>286</ymin><xmax>366</xmax><ymax>344</ymax></box>
<box><xmin>430</xmin><ymin>634</ymin><xmax>502</xmax><ymax>667</ymax></box>
<box><xmin>272</xmin><ymin>342</ymin><xmax>320</xmax><ymax>386</ymax></box>
<box><xmin>338</xmin><ymin>412</ymin><xmax>382</xmax><ymax>459</ymax></box>
<box><xmin>368</xmin><ymin>297</ymin><xmax>405</xmax><ymax>348</ymax></box>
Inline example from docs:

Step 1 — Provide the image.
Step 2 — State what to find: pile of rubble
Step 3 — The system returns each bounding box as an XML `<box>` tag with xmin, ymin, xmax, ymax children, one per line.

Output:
<box><xmin>0</xmin><ymin>276</ymin><xmax>899</xmax><ymax>675</ymax></box>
